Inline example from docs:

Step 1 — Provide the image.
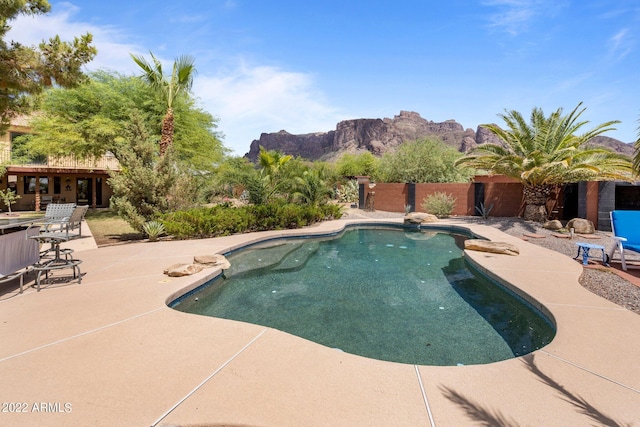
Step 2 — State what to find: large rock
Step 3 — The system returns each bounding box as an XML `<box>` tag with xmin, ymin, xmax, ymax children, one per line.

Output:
<box><xmin>566</xmin><ymin>218</ymin><xmax>595</xmax><ymax>234</ymax></box>
<box><xmin>464</xmin><ymin>239</ymin><xmax>520</xmax><ymax>256</ymax></box>
<box><xmin>404</xmin><ymin>212</ymin><xmax>439</xmax><ymax>224</ymax></box>
<box><xmin>543</xmin><ymin>220</ymin><xmax>563</xmax><ymax>230</ymax></box>
<box><xmin>163</xmin><ymin>263</ymin><xmax>205</xmax><ymax>277</ymax></box>
<box><xmin>194</xmin><ymin>254</ymin><xmax>231</xmax><ymax>270</ymax></box>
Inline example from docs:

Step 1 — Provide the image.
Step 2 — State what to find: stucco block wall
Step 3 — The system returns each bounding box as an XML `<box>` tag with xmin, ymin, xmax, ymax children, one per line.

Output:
<box><xmin>415</xmin><ymin>183</ymin><xmax>474</xmax><ymax>216</ymax></box>
<box><xmin>484</xmin><ymin>183</ymin><xmax>523</xmax><ymax>217</ymax></box>
<box><xmin>368</xmin><ymin>183</ymin><xmax>407</xmax><ymax>212</ymax></box>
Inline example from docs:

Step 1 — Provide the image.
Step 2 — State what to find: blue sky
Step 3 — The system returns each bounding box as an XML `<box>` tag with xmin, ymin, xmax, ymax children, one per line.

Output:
<box><xmin>8</xmin><ymin>0</ymin><xmax>640</xmax><ymax>155</ymax></box>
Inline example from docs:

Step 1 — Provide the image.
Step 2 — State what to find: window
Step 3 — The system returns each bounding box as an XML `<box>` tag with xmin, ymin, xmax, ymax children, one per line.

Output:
<box><xmin>23</xmin><ymin>176</ymin><xmax>49</xmax><ymax>194</ymax></box>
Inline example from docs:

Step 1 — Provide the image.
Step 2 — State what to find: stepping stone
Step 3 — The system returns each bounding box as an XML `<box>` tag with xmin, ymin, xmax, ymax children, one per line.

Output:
<box><xmin>523</xmin><ymin>233</ymin><xmax>546</xmax><ymax>239</ymax></box>
<box><xmin>577</xmin><ymin>234</ymin><xmax>600</xmax><ymax>240</ymax></box>
<box><xmin>551</xmin><ymin>232</ymin><xmax>571</xmax><ymax>239</ymax></box>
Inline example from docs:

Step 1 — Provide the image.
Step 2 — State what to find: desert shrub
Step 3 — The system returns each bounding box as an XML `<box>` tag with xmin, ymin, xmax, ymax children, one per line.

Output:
<box><xmin>375</xmin><ymin>138</ymin><xmax>474</xmax><ymax>183</ymax></box>
<box><xmin>422</xmin><ymin>192</ymin><xmax>456</xmax><ymax>218</ymax></box>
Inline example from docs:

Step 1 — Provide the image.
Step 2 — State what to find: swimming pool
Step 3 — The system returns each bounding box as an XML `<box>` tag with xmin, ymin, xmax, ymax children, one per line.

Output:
<box><xmin>172</xmin><ymin>226</ymin><xmax>555</xmax><ymax>366</ymax></box>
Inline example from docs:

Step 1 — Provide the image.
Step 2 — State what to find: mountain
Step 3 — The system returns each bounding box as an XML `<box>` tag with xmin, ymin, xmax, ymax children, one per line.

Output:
<box><xmin>245</xmin><ymin>111</ymin><xmax>634</xmax><ymax>162</ymax></box>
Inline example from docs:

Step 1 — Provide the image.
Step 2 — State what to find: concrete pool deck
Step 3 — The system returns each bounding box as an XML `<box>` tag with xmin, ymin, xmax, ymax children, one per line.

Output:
<box><xmin>0</xmin><ymin>218</ymin><xmax>639</xmax><ymax>426</ymax></box>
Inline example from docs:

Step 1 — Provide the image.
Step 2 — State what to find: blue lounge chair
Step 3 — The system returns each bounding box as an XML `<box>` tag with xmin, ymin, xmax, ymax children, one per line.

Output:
<box><xmin>609</xmin><ymin>210</ymin><xmax>640</xmax><ymax>271</ymax></box>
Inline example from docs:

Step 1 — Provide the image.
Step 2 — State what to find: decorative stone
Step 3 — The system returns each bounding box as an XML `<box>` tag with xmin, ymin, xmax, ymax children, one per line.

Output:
<box><xmin>464</xmin><ymin>239</ymin><xmax>520</xmax><ymax>256</ymax></box>
<box><xmin>566</xmin><ymin>218</ymin><xmax>595</xmax><ymax>234</ymax></box>
<box><xmin>404</xmin><ymin>212</ymin><xmax>439</xmax><ymax>224</ymax></box>
<box><xmin>543</xmin><ymin>220</ymin><xmax>563</xmax><ymax>230</ymax></box>
<box><xmin>194</xmin><ymin>254</ymin><xmax>231</xmax><ymax>270</ymax></box>
<box><xmin>523</xmin><ymin>233</ymin><xmax>545</xmax><ymax>239</ymax></box>
<box><xmin>163</xmin><ymin>263</ymin><xmax>204</xmax><ymax>277</ymax></box>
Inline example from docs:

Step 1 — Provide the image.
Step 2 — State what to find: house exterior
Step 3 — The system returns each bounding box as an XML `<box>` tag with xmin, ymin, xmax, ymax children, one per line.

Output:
<box><xmin>0</xmin><ymin>116</ymin><xmax>119</xmax><ymax>211</ymax></box>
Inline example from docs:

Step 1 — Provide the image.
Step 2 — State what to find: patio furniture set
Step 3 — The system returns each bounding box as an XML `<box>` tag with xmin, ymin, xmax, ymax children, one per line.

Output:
<box><xmin>0</xmin><ymin>203</ymin><xmax>89</xmax><ymax>293</ymax></box>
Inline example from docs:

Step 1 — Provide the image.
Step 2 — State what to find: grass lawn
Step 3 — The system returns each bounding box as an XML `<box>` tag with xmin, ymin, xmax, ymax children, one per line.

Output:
<box><xmin>84</xmin><ymin>209</ymin><xmax>144</xmax><ymax>246</ymax></box>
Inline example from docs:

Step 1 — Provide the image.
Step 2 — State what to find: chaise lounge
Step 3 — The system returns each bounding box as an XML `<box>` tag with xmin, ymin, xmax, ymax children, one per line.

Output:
<box><xmin>609</xmin><ymin>210</ymin><xmax>640</xmax><ymax>271</ymax></box>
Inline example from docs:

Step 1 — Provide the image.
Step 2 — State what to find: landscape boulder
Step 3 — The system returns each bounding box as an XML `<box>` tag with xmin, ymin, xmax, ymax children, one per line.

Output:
<box><xmin>194</xmin><ymin>254</ymin><xmax>231</xmax><ymax>270</ymax></box>
<box><xmin>404</xmin><ymin>212</ymin><xmax>439</xmax><ymax>225</ymax></box>
<box><xmin>543</xmin><ymin>220</ymin><xmax>563</xmax><ymax>230</ymax></box>
<box><xmin>464</xmin><ymin>239</ymin><xmax>520</xmax><ymax>256</ymax></box>
<box><xmin>566</xmin><ymin>218</ymin><xmax>595</xmax><ymax>234</ymax></box>
<box><xmin>163</xmin><ymin>263</ymin><xmax>205</xmax><ymax>277</ymax></box>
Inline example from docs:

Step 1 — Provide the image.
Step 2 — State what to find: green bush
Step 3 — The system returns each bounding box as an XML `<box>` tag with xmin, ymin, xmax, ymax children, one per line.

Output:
<box><xmin>161</xmin><ymin>202</ymin><xmax>343</xmax><ymax>239</ymax></box>
<box><xmin>422</xmin><ymin>192</ymin><xmax>456</xmax><ymax>218</ymax></box>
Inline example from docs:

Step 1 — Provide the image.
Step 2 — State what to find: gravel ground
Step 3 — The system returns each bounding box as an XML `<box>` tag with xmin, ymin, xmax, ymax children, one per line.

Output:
<box><xmin>342</xmin><ymin>209</ymin><xmax>640</xmax><ymax>315</ymax></box>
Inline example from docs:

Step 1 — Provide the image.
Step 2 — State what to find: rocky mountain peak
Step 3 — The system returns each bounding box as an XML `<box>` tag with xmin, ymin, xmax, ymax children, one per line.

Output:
<box><xmin>244</xmin><ymin>111</ymin><xmax>634</xmax><ymax>162</ymax></box>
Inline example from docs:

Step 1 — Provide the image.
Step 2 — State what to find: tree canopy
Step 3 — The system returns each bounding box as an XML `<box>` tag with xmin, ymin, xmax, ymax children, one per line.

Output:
<box><xmin>375</xmin><ymin>138</ymin><xmax>473</xmax><ymax>183</ymax></box>
<box><xmin>0</xmin><ymin>0</ymin><xmax>96</xmax><ymax>132</ymax></box>
<box><xmin>20</xmin><ymin>70</ymin><xmax>226</xmax><ymax>171</ymax></box>
<box><xmin>335</xmin><ymin>152</ymin><xmax>379</xmax><ymax>177</ymax></box>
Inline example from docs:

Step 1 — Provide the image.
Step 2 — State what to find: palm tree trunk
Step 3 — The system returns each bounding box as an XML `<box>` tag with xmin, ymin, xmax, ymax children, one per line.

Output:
<box><xmin>159</xmin><ymin>108</ymin><xmax>174</xmax><ymax>156</ymax></box>
<box><xmin>522</xmin><ymin>185</ymin><xmax>553</xmax><ymax>222</ymax></box>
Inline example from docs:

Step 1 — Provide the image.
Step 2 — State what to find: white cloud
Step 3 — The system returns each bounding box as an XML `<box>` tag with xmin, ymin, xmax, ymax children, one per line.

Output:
<box><xmin>482</xmin><ymin>0</ymin><xmax>566</xmax><ymax>36</ymax></box>
<box><xmin>608</xmin><ymin>28</ymin><xmax>633</xmax><ymax>61</ymax></box>
<box><xmin>7</xmin><ymin>5</ymin><xmax>343</xmax><ymax>156</ymax></box>
<box><xmin>7</xmin><ymin>2</ymin><xmax>141</xmax><ymax>74</ymax></box>
<box><xmin>195</xmin><ymin>61</ymin><xmax>343</xmax><ymax>155</ymax></box>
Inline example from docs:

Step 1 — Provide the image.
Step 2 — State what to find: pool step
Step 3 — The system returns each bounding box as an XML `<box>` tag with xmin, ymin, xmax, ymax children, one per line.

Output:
<box><xmin>226</xmin><ymin>242</ymin><xmax>318</xmax><ymax>277</ymax></box>
<box><xmin>272</xmin><ymin>242</ymin><xmax>319</xmax><ymax>272</ymax></box>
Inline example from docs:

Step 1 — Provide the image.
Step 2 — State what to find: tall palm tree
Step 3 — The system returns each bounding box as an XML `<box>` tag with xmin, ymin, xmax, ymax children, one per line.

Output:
<box><xmin>456</xmin><ymin>103</ymin><xmax>633</xmax><ymax>221</ymax></box>
<box><xmin>130</xmin><ymin>52</ymin><xmax>196</xmax><ymax>156</ymax></box>
<box><xmin>633</xmin><ymin>115</ymin><xmax>640</xmax><ymax>175</ymax></box>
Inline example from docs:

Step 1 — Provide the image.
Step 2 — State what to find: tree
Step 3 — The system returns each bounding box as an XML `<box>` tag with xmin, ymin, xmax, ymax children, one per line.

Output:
<box><xmin>455</xmin><ymin>103</ymin><xmax>633</xmax><ymax>221</ymax></box>
<box><xmin>292</xmin><ymin>168</ymin><xmax>333</xmax><ymax>206</ymax></box>
<box><xmin>634</xmin><ymin>115</ymin><xmax>640</xmax><ymax>175</ymax></box>
<box><xmin>0</xmin><ymin>0</ymin><xmax>96</xmax><ymax>132</ymax></box>
<box><xmin>0</xmin><ymin>188</ymin><xmax>20</xmax><ymax>214</ymax></box>
<box><xmin>108</xmin><ymin>111</ymin><xmax>195</xmax><ymax>231</ymax></box>
<box><xmin>335</xmin><ymin>152</ymin><xmax>379</xmax><ymax>177</ymax></box>
<box><xmin>131</xmin><ymin>52</ymin><xmax>196</xmax><ymax>156</ymax></box>
<box><xmin>20</xmin><ymin>70</ymin><xmax>225</xmax><ymax>171</ymax></box>
<box><xmin>375</xmin><ymin>138</ymin><xmax>474</xmax><ymax>183</ymax></box>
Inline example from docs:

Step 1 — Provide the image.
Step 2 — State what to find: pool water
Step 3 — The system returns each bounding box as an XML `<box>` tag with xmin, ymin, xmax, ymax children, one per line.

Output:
<box><xmin>172</xmin><ymin>227</ymin><xmax>555</xmax><ymax>366</ymax></box>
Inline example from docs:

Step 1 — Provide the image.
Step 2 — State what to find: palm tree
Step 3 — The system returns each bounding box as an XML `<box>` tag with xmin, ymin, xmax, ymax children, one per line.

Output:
<box><xmin>293</xmin><ymin>169</ymin><xmax>333</xmax><ymax>206</ymax></box>
<box><xmin>130</xmin><ymin>52</ymin><xmax>196</xmax><ymax>156</ymax></box>
<box><xmin>456</xmin><ymin>103</ymin><xmax>633</xmax><ymax>221</ymax></box>
<box><xmin>258</xmin><ymin>146</ymin><xmax>292</xmax><ymax>176</ymax></box>
<box><xmin>633</xmin><ymin>115</ymin><xmax>640</xmax><ymax>175</ymax></box>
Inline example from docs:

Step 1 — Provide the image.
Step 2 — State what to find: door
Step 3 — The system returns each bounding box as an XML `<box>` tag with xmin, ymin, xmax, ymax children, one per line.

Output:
<box><xmin>76</xmin><ymin>178</ymin><xmax>92</xmax><ymax>205</ymax></box>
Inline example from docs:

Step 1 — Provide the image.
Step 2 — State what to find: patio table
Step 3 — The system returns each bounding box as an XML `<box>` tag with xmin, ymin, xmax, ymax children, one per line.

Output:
<box><xmin>574</xmin><ymin>242</ymin><xmax>607</xmax><ymax>266</ymax></box>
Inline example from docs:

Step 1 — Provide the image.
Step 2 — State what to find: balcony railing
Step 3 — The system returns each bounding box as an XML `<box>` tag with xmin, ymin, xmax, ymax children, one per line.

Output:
<box><xmin>0</xmin><ymin>149</ymin><xmax>120</xmax><ymax>171</ymax></box>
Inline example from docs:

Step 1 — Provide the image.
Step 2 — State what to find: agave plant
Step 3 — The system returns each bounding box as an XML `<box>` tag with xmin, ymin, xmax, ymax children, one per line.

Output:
<box><xmin>142</xmin><ymin>220</ymin><xmax>166</xmax><ymax>242</ymax></box>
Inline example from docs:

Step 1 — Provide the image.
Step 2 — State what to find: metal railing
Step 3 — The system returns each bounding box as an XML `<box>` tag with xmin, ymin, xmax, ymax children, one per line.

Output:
<box><xmin>0</xmin><ymin>149</ymin><xmax>120</xmax><ymax>170</ymax></box>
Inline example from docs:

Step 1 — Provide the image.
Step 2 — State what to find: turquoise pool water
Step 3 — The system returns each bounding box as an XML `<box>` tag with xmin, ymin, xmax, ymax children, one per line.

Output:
<box><xmin>172</xmin><ymin>226</ymin><xmax>555</xmax><ymax>365</ymax></box>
